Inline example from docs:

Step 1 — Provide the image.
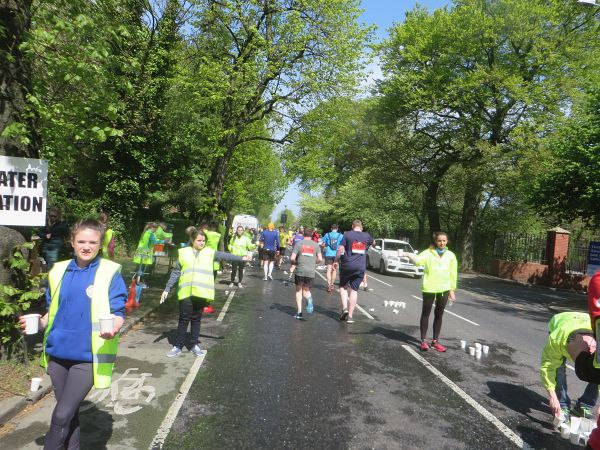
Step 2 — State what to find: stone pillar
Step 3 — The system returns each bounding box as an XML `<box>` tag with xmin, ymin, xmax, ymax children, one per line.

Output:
<box><xmin>546</xmin><ymin>227</ymin><xmax>570</xmax><ymax>288</ymax></box>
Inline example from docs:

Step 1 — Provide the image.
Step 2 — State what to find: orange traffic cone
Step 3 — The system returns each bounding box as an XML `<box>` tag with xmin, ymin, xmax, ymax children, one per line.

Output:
<box><xmin>125</xmin><ymin>278</ymin><xmax>138</xmax><ymax>313</ymax></box>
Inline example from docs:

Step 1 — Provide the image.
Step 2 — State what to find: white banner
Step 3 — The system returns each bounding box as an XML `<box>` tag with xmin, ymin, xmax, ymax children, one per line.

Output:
<box><xmin>0</xmin><ymin>156</ymin><xmax>48</xmax><ymax>226</ymax></box>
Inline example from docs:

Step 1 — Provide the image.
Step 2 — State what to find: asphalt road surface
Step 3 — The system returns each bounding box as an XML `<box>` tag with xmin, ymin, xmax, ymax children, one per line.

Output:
<box><xmin>0</xmin><ymin>263</ymin><xmax>591</xmax><ymax>450</ymax></box>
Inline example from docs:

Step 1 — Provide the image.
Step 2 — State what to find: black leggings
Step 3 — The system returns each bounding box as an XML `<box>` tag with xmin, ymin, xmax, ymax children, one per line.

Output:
<box><xmin>230</xmin><ymin>261</ymin><xmax>245</xmax><ymax>283</ymax></box>
<box><xmin>45</xmin><ymin>358</ymin><xmax>94</xmax><ymax>450</ymax></box>
<box><xmin>176</xmin><ymin>297</ymin><xmax>207</xmax><ymax>349</ymax></box>
<box><xmin>420</xmin><ymin>291</ymin><xmax>449</xmax><ymax>341</ymax></box>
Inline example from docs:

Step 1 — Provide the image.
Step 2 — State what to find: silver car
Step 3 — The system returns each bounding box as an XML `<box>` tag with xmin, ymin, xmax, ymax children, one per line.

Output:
<box><xmin>366</xmin><ymin>239</ymin><xmax>423</xmax><ymax>278</ymax></box>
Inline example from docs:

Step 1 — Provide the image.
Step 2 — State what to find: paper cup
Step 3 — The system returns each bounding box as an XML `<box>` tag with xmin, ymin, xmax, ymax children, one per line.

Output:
<box><xmin>99</xmin><ymin>314</ymin><xmax>115</xmax><ymax>334</ymax></box>
<box><xmin>30</xmin><ymin>377</ymin><xmax>42</xmax><ymax>392</ymax></box>
<box><xmin>475</xmin><ymin>350</ymin><xmax>482</xmax><ymax>359</ymax></box>
<box><xmin>560</xmin><ymin>423</ymin><xmax>570</xmax><ymax>439</ymax></box>
<box><xmin>474</xmin><ymin>343</ymin><xmax>482</xmax><ymax>351</ymax></box>
<box><xmin>468</xmin><ymin>346</ymin><xmax>475</xmax><ymax>356</ymax></box>
<box><xmin>460</xmin><ymin>340</ymin><xmax>467</xmax><ymax>350</ymax></box>
<box><xmin>397</xmin><ymin>249</ymin><xmax>404</xmax><ymax>257</ymax></box>
<box><xmin>384</xmin><ymin>301</ymin><xmax>389</xmax><ymax>307</ymax></box>
<box><xmin>482</xmin><ymin>345</ymin><xmax>489</xmax><ymax>355</ymax></box>
<box><xmin>392</xmin><ymin>309</ymin><xmax>399</xmax><ymax>314</ymax></box>
<box><xmin>571</xmin><ymin>431</ymin><xmax>581</xmax><ymax>445</ymax></box>
<box><xmin>22</xmin><ymin>314</ymin><xmax>41</xmax><ymax>335</ymax></box>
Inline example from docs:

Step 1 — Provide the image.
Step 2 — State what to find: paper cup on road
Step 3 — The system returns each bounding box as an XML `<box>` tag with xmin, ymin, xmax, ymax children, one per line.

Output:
<box><xmin>482</xmin><ymin>345</ymin><xmax>489</xmax><ymax>355</ymax></box>
<box><xmin>468</xmin><ymin>346</ymin><xmax>475</xmax><ymax>356</ymax></box>
<box><xmin>30</xmin><ymin>377</ymin><xmax>42</xmax><ymax>392</ymax></box>
<box><xmin>460</xmin><ymin>340</ymin><xmax>467</xmax><ymax>350</ymax></box>
<box><xmin>22</xmin><ymin>314</ymin><xmax>41</xmax><ymax>335</ymax></box>
<box><xmin>474</xmin><ymin>343</ymin><xmax>482</xmax><ymax>351</ymax></box>
<box><xmin>384</xmin><ymin>301</ymin><xmax>389</xmax><ymax>308</ymax></box>
<box><xmin>99</xmin><ymin>314</ymin><xmax>115</xmax><ymax>334</ymax></box>
<box><xmin>475</xmin><ymin>350</ymin><xmax>482</xmax><ymax>359</ymax></box>
<box><xmin>560</xmin><ymin>423</ymin><xmax>570</xmax><ymax>439</ymax></box>
<box><xmin>392</xmin><ymin>309</ymin><xmax>399</xmax><ymax>314</ymax></box>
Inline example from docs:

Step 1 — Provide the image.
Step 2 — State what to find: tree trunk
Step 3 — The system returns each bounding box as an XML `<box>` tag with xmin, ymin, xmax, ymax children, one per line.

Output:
<box><xmin>204</xmin><ymin>137</ymin><xmax>238</xmax><ymax>220</ymax></box>
<box><xmin>0</xmin><ymin>0</ymin><xmax>40</xmax><ymax>158</ymax></box>
<box><xmin>457</xmin><ymin>178</ymin><xmax>483</xmax><ymax>272</ymax></box>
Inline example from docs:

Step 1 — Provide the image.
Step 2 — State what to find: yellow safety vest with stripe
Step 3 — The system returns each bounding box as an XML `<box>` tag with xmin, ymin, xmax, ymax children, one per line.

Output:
<box><xmin>133</xmin><ymin>229</ymin><xmax>153</xmax><ymax>265</ymax></box>
<box><xmin>41</xmin><ymin>259</ymin><xmax>121</xmax><ymax>389</ymax></box>
<box><xmin>102</xmin><ymin>229</ymin><xmax>114</xmax><ymax>256</ymax></box>
<box><xmin>178</xmin><ymin>247</ymin><xmax>215</xmax><ymax>302</ymax></box>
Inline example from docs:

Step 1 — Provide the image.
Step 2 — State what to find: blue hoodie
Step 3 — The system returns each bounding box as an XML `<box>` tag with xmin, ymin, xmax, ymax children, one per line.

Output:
<box><xmin>45</xmin><ymin>257</ymin><xmax>127</xmax><ymax>362</ymax></box>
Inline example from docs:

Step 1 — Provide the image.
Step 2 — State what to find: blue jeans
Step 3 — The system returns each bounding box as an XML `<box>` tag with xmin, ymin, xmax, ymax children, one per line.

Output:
<box><xmin>555</xmin><ymin>358</ymin><xmax>599</xmax><ymax>409</ymax></box>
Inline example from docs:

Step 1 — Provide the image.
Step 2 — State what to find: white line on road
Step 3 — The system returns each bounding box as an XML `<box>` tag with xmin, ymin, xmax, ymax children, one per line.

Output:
<box><xmin>366</xmin><ymin>274</ymin><xmax>393</xmax><ymax>287</ymax></box>
<box><xmin>567</xmin><ymin>364</ymin><xmax>575</xmax><ymax>371</ymax></box>
<box><xmin>402</xmin><ymin>345</ymin><xmax>531</xmax><ymax>449</ymax></box>
<box><xmin>149</xmin><ymin>352</ymin><xmax>207</xmax><ymax>449</ymax></box>
<box><xmin>411</xmin><ymin>295</ymin><xmax>480</xmax><ymax>327</ymax></box>
<box><xmin>315</xmin><ymin>270</ymin><xmax>373</xmax><ymax>319</ymax></box>
<box><xmin>217</xmin><ymin>290</ymin><xmax>236</xmax><ymax>322</ymax></box>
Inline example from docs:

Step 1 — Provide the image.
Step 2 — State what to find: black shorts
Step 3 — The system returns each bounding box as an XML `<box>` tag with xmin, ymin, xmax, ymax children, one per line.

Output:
<box><xmin>294</xmin><ymin>275</ymin><xmax>314</xmax><ymax>287</ymax></box>
<box><xmin>339</xmin><ymin>272</ymin><xmax>364</xmax><ymax>291</ymax></box>
<box><xmin>261</xmin><ymin>249</ymin><xmax>276</xmax><ymax>261</ymax></box>
<box><xmin>325</xmin><ymin>256</ymin><xmax>335</xmax><ymax>264</ymax></box>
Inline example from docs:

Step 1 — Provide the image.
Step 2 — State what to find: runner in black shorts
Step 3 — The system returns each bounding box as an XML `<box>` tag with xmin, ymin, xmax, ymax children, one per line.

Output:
<box><xmin>290</xmin><ymin>227</ymin><xmax>322</xmax><ymax>319</ymax></box>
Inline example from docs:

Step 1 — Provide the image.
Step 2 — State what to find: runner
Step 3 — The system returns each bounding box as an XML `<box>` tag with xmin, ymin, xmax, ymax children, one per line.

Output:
<box><xmin>540</xmin><ymin>312</ymin><xmax>598</xmax><ymax>424</ymax></box>
<box><xmin>260</xmin><ymin>223</ymin><xmax>280</xmax><ymax>280</ymax></box>
<box><xmin>405</xmin><ymin>231</ymin><xmax>458</xmax><ymax>352</ymax></box>
<box><xmin>290</xmin><ymin>227</ymin><xmax>322</xmax><ymax>319</ymax></box>
<box><xmin>321</xmin><ymin>224</ymin><xmax>342</xmax><ymax>292</ymax></box>
<box><xmin>333</xmin><ymin>219</ymin><xmax>373</xmax><ymax>324</ymax></box>
<box><xmin>277</xmin><ymin>225</ymin><xmax>288</xmax><ymax>268</ymax></box>
<box><xmin>288</xmin><ymin>226</ymin><xmax>305</xmax><ymax>281</ymax></box>
<box><xmin>160</xmin><ymin>228</ymin><xmax>250</xmax><ymax>357</ymax></box>
<box><xmin>200</xmin><ymin>222</ymin><xmax>222</xmax><ymax>314</ymax></box>
<box><xmin>228</xmin><ymin>225</ymin><xmax>256</xmax><ymax>288</ymax></box>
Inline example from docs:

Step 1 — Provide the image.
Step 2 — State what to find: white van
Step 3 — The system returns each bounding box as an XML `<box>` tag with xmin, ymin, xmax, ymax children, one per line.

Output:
<box><xmin>232</xmin><ymin>214</ymin><xmax>259</xmax><ymax>230</ymax></box>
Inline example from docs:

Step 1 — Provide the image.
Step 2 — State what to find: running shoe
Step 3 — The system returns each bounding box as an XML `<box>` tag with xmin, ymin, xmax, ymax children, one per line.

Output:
<box><xmin>284</xmin><ymin>270</ymin><xmax>288</xmax><ymax>275</ymax></box>
<box><xmin>431</xmin><ymin>341</ymin><xmax>446</xmax><ymax>352</ymax></box>
<box><xmin>268</xmin><ymin>274</ymin><xmax>273</xmax><ymax>280</ymax></box>
<box><xmin>419</xmin><ymin>341</ymin><xmax>429</xmax><ymax>351</ymax></box>
<box><xmin>191</xmin><ymin>345</ymin><xmax>205</xmax><ymax>356</ymax></box>
<box><xmin>263</xmin><ymin>276</ymin><xmax>268</xmax><ymax>281</ymax></box>
<box><xmin>572</xmin><ymin>404</ymin><xmax>594</xmax><ymax>419</ymax></box>
<box><xmin>166</xmin><ymin>346</ymin><xmax>182</xmax><ymax>358</ymax></box>
<box><xmin>203</xmin><ymin>305</ymin><xmax>216</xmax><ymax>314</ymax></box>
<box><xmin>288</xmin><ymin>274</ymin><xmax>293</xmax><ymax>282</ymax></box>
<box><xmin>339</xmin><ymin>309</ymin><xmax>349</xmax><ymax>321</ymax></box>
<box><xmin>327</xmin><ymin>285</ymin><xmax>334</xmax><ymax>293</ymax></box>
<box><xmin>346</xmin><ymin>317</ymin><xmax>355</xmax><ymax>324</ymax></box>
<box><xmin>363</xmin><ymin>285</ymin><xmax>368</xmax><ymax>292</ymax></box>
<box><xmin>238</xmin><ymin>283</ymin><xmax>244</xmax><ymax>289</ymax></box>
<box><xmin>228</xmin><ymin>283</ymin><xmax>235</xmax><ymax>288</ymax></box>
<box><xmin>294</xmin><ymin>312</ymin><xmax>303</xmax><ymax>320</ymax></box>
<box><xmin>307</xmin><ymin>297</ymin><xmax>314</xmax><ymax>314</ymax></box>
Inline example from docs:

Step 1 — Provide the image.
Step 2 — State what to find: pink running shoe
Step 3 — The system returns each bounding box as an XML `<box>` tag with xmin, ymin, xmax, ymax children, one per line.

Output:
<box><xmin>419</xmin><ymin>341</ymin><xmax>429</xmax><ymax>351</ymax></box>
<box><xmin>431</xmin><ymin>341</ymin><xmax>446</xmax><ymax>352</ymax></box>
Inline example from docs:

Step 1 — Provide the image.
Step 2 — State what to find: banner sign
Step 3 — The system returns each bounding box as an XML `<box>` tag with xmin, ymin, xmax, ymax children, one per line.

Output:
<box><xmin>0</xmin><ymin>156</ymin><xmax>48</xmax><ymax>226</ymax></box>
<box><xmin>588</xmin><ymin>241</ymin><xmax>600</xmax><ymax>277</ymax></box>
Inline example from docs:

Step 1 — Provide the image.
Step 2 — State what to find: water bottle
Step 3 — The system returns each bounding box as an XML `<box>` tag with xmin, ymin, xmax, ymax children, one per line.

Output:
<box><xmin>307</xmin><ymin>296</ymin><xmax>314</xmax><ymax>314</ymax></box>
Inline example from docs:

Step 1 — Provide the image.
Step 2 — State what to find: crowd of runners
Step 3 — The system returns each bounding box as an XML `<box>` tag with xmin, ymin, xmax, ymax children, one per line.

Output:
<box><xmin>16</xmin><ymin>212</ymin><xmax>600</xmax><ymax>449</ymax></box>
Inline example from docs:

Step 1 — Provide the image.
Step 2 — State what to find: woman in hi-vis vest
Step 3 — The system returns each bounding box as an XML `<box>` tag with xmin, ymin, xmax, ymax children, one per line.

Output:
<box><xmin>19</xmin><ymin>219</ymin><xmax>127</xmax><ymax>450</ymax></box>
<box><xmin>161</xmin><ymin>228</ymin><xmax>251</xmax><ymax>358</ymax></box>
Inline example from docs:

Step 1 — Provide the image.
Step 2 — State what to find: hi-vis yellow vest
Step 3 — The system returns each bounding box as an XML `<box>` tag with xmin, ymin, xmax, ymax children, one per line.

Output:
<box><xmin>178</xmin><ymin>247</ymin><xmax>215</xmax><ymax>302</ymax></box>
<box><xmin>102</xmin><ymin>229</ymin><xmax>114</xmax><ymax>256</ymax></box>
<box><xmin>41</xmin><ymin>259</ymin><xmax>121</xmax><ymax>389</ymax></box>
<box><xmin>133</xmin><ymin>229</ymin><xmax>153</xmax><ymax>265</ymax></box>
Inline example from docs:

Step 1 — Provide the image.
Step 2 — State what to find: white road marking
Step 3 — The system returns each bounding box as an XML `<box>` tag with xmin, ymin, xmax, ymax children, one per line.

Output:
<box><xmin>411</xmin><ymin>295</ymin><xmax>480</xmax><ymax>327</ymax></box>
<box><xmin>567</xmin><ymin>364</ymin><xmax>575</xmax><ymax>371</ymax></box>
<box><xmin>217</xmin><ymin>290</ymin><xmax>236</xmax><ymax>322</ymax></box>
<box><xmin>315</xmin><ymin>270</ymin><xmax>373</xmax><ymax>319</ymax></box>
<box><xmin>366</xmin><ymin>274</ymin><xmax>393</xmax><ymax>287</ymax></box>
<box><xmin>402</xmin><ymin>344</ymin><xmax>531</xmax><ymax>449</ymax></box>
<box><xmin>149</xmin><ymin>352</ymin><xmax>207</xmax><ymax>449</ymax></box>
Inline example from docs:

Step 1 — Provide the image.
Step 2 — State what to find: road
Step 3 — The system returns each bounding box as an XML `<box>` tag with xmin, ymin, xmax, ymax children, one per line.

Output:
<box><xmin>0</xmin><ymin>264</ymin><xmax>590</xmax><ymax>449</ymax></box>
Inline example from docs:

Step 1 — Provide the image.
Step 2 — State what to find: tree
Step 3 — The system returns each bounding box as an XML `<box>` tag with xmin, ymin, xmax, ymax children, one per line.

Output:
<box><xmin>378</xmin><ymin>0</ymin><xmax>600</xmax><ymax>269</ymax></box>
<box><xmin>187</xmin><ymin>0</ymin><xmax>372</xmax><ymax>217</ymax></box>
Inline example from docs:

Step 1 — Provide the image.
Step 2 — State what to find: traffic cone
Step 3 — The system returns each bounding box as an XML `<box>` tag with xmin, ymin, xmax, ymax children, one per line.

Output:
<box><xmin>125</xmin><ymin>278</ymin><xmax>138</xmax><ymax>313</ymax></box>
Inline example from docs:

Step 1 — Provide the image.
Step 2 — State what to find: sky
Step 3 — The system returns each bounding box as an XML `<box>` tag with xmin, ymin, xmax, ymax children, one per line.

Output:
<box><xmin>271</xmin><ymin>0</ymin><xmax>450</xmax><ymax>222</ymax></box>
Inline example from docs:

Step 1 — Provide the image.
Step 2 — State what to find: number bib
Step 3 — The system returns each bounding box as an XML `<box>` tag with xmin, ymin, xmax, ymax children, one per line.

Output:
<box><xmin>301</xmin><ymin>245</ymin><xmax>315</xmax><ymax>256</ymax></box>
<box><xmin>351</xmin><ymin>241</ymin><xmax>366</xmax><ymax>255</ymax></box>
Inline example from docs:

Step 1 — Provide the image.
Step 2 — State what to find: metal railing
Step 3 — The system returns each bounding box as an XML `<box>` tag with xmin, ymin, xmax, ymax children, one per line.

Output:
<box><xmin>566</xmin><ymin>240</ymin><xmax>589</xmax><ymax>275</ymax></box>
<box><xmin>492</xmin><ymin>232</ymin><xmax>547</xmax><ymax>264</ymax></box>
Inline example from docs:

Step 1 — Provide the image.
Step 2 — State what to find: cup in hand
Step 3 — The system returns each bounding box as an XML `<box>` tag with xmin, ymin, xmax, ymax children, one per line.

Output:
<box><xmin>99</xmin><ymin>314</ymin><xmax>115</xmax><ymax>334</ymax></box>
<box><xmin>22</xmin><ymin>314</ymin><xmax>41</xmax><ymax>335</ymax></box>
<box><xmin>397</xmin><ymin>249</ymin><xmax>404</xmax><ymax>257</ymax></box>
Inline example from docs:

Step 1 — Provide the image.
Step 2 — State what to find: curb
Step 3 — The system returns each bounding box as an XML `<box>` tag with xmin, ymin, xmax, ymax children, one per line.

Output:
<box><xmin>0</xmin><ymin>301</ymin><xmax>163</xmax><ymax>426</ymax></box>
<box><xmin>467</xmin><ymin>272</ymin><xmax>588</xmax><ymax>296</ymax></box>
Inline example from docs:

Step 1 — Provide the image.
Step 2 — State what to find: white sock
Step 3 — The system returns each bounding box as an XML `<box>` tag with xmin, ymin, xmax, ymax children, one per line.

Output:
<box><xmin>268</xmin><ymin>262</ymin><xmax>274</xmax><ymax>276</ymax></box>
<box><xmin>263</xmin><ymin>264</ymin><xmax>268</xmax><ymax>277</ymax></box>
